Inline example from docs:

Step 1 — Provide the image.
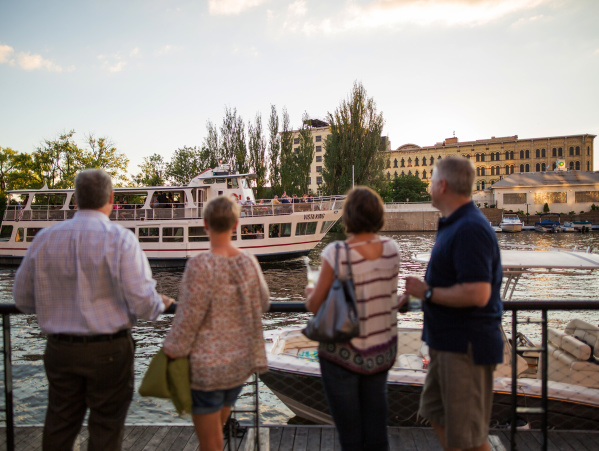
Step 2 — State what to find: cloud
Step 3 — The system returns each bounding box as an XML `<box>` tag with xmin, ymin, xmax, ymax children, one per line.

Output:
<box><xmin>283</xmin><ymin>0</ymin><xmax>550</xmax><ymax>35</ymax></box>
<box><xmin>0</xmin><ymin>43</ymin><xmax>14</xmax><ymax>63</ymax></box>
<box><xmin>208</xmin><ymin>0</ymin><xmax>268</xmax><ymax>15</ymax></box>
<box><xmin>97</xmin><ymin>54</ymin><xmax>127</xmax><ymax>73</ymax></box>
<box><xmin>0</xmin><ymin>42</ymin><xmax>64</xmax><ymax>72</ymax></box>
<box><xmin>129</xmin><ymin>47</ymin><xmax>141</xmax><ymax>57</ymax></box>
<box><xmin>155</xmin><ymin>45</ymin><xmax>174</xmax><ymax>56</ymax></box>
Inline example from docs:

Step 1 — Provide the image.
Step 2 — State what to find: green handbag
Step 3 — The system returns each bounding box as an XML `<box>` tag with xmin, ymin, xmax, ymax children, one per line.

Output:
<box><xmin>139</xmin><ymin>349</ymin><xmax>192</xmax><ymax>415</ymax></box>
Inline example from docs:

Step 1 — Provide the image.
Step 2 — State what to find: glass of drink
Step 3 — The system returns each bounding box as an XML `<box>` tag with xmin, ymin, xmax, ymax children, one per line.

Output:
<box><xmin>304</xmin><ymin>257</ymin><xmax>321</xmax><ymax>288</ymax></box>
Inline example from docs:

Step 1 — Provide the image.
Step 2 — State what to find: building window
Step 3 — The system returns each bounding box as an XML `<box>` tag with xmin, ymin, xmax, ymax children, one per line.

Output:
<box><xmin>525</xmin><ymin>149</ymin><xmax>530</xmax><ymax>158</ymax></box>
<box><xmin>576</xmin><ymin>146</ymin><xmax>580</xmax><ymax>155</ymax></box>
<box><xmin>587</xmin><ymin>162</ymin><xmax>590</xmax><ymax>171</ymax></box>
<box><xmin>316</xmin><ymin>176</ymin><xmax>323</xmax><ymax>184</ymax></box>
<box><xmin>542</xmin><ymin>163</ymin><xmax>546</xmax><ymax>171</ymax></box>
<box><xmin>316</xmin><ymin>155</ymin><xmax>322</xmax><ymax>162</ymax></box>
<box><xmin>430</xmin><ymin>156</ymin><xmax>435</xmax><ymax>165</ymax></box>
<box><xmin>552</xmin><ymin>148</ymin><xmax>557</xmax><ymax>157</ymax></box>
<box><xmin>476</xmin><ymin>181</ymin><xmax>481</xmax><ymax>190</ymax></box>
<box><xmin>535</xmin><ymin>149</ymin><xmax>540</xmax><ymax>158</ymax></box>
<box><xmin>415</xmin><ymin>157</ymin><xmax>419</xmax><ymax>166</ymax></box>
<box><xmin>491</xmin><ymin>167</ymin><xmax>495</xmax><ymax>175</ymax></box>
<box><xmin>504</xmin><ymin>193</ymin><xmax>526</xmax><ymax>204</ymax></box>
<box><xmin>576</xmin><ymin>191</ymin><xmax>599</xmax><ymax>202</ymax></box>
<box><xmin>505</xmin><ymin>164</ymin><xmax>510</xmax><ymax>174</ymax></box>
<box><xmin>316</xmin><ymin>166</ymin><xmax>322</xmax><ymax>173</ymax></box>
<box><xmin>558</xmin><ymin>147</ymin><xmax>563</xmax><ymax>157</ymax></box>
<box><xmin>510</xmin><ymin>151</ymin><xmax>514</xmax><ymax>160</ymax></box>
<box><xmin>386</xmin><ymin>159</ymin><xmax>391</xmax><ymax>168</ymax></box>
<box><xmin>408</xmin><ymin>157</ymin><xmax>412</xmax><ymax>166</ymax></box>
<box><xmin>520</xmin><ymin>150</ymin><xmax>524</xmax><ymax>159</ymax></box>
<box><xmin>307</xmin><ymin>177</ymin><xmax>311</xmax><ymax>185</ymax></box>
<box><xmin>569</xmin><ymin>147</ymin><xmax>574</xmax><ymax>156</ymax></box>
<box><xmin>481</xmin><ymin>167</ymin><xmax>485</xmax><ymax>176</ymax></box>
<box><xmin>294</xmin><ymin>137</ymin><xmax>299</xmax><ymax>145</ymax></box>
<box><xmin>576</xmin><ymin>161</ymin><xmax>580</xmax><ymax>170</ymax></box>
<box><xmin>477</xmin><ymin>167</ymin><xmax>480</xmax><ymax>176</ymax></box>
<box><xmin>505</xmin><ymin>151</ymin><xmax>510</xmax><ymax>160</ymax></box>
<box><xmin>394</xmin><ymin>171</ymin><xmax>398</xmax><ymax>178</ymax></box>
<box><xmin>481</xmin><ymin>153</ymin><xmax>486</xmax><ymax>162</ymax></box>
<box><xmin>520</xmin><ymin>164</ymin><xmax>524</xmax><ymax>172</ymax></box>
<box><xmin>490</xmin><ymin>153</ymin><xmax>494</xmax><ymax>162</ymax></box>
<box><xmin>315</xmin><ymin>135</ymin><xmax>322</xmax><ymax>142</ymax></box>
<box><xmin>294</xmin><ymin>147</ymin><xmax>299</xmax><ymax>153</ymax></box>
<box><xmin>510</xmin><ymin>165</ymin><xmax>514</xmax><ymax>174</ymax></box>
<box><xmin>536</xmin><ymin>163</ymin><xmax>540</xmax><ymax>171</ymax></box>
<box><xmin>394</xmin><ymin>159</ymin><xmax>398</xmax><ymax>168</ymax></box>
<box><xmin>422</xmin><ymin>158</ymin><xmax>427</xmax><ymax>166</ymax></box>
<box><xmin>481</xmin><ymin>181</ymin><xmax>485</xmax><ymax>190</ymax></box>
<box><xmin>387</xmin><ymin>172</ymin><xmax>391</xmax><ymax>180</ymax></box>
<box><xmin>476</xmin><ymin>154</ymin><xmax>480</xmax><ymax>162</ymax></box>
<box><xmin>423</xmin><ymin>170</ymin><xmax>427</xmax><ymax>179</ymax></box>
<box><xmin>316</xmin><ymin>146</ymin><xmax>322</xmax><ymax>152</ymax></box>
<box><xmin>535</xmin><ymin>192</ymin><xmax>566</xmax><ymax>204</ymax></box>
<box><xmin>401</xmin><ymin>158</ymin><xmax>405</xmax><ymax>167</ymax></box>
<box><xmin>525</xmin><ymin>164</ymin><xmax>530</xmax><ymax>172</ymax></box>
<box><xmin>415</xmin><ymin>170</ymin><xmax>419</xmax><ymax>178</ymax></box>
<box><xmin>542</xmin><ymin>148</ymin><xmax>546</xmax><ymax>157</ymax></box>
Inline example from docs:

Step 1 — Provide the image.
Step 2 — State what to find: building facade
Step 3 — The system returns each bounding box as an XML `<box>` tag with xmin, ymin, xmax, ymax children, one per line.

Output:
<box><xmin>384</xmin><ymin>134</ymin><xmax>596</xmax><ymax>192</ymax></box>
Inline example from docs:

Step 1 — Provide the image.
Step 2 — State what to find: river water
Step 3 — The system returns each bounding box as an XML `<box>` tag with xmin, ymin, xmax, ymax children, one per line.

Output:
<box><xmin>2</xmin><ymin>231</ymin><xmax>599</xmax><ymax>426</ymax></box>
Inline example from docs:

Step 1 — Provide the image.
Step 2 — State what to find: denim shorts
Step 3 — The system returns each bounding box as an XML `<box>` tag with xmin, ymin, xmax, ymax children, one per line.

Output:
<box><xmin>191</xmin><ymin>385</ymin><xmax>243</xmax><ymax>415</ymax></box>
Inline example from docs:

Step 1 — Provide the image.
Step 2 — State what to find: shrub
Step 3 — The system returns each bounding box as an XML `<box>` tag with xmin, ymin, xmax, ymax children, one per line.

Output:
<box><xmin>569</xmin><ymin>211</ymin><xmax>576</xmax><ymax>215</ymax></box>
<box><xmin>543</xmin><ymin>202</ymin><xmax>550</xmax><ymax>213</ymax></box>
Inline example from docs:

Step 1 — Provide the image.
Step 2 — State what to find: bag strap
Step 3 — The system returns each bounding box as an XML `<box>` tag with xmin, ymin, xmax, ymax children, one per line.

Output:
<box><xmin>343</xmin><ymin>242</ymin><xmax>353</xmax><ymax>281</ymax></box>
<box><xmin>334</xmin><ymin>243</ymin><xmax>340</xmax><ymax>277</ymax></box>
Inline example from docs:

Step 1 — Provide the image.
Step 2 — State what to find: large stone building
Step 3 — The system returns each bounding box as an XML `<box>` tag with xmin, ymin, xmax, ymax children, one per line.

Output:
<box><xmin>383</xmin><ymin>133</ymin><xmax>596</xmax><ymax>192</ymax></box>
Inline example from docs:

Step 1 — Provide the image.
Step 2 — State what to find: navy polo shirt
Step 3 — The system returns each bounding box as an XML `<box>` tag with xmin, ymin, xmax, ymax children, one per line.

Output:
<box><xmin>422</xmin><ymin>201</ymin><xmax>504</xmax><ymax>365</ymax></box>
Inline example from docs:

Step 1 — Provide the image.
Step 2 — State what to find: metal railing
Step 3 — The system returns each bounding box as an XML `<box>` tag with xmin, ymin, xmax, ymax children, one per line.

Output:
<box><xmin>2</xmin><ymin>300</ymin><xmax>599</xmax><ymax>450</ymax></box>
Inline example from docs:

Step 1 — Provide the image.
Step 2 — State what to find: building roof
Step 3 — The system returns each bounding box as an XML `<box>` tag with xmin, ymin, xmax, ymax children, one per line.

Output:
<box><xmin>490</xmin><ymin>171</ymin><xmax>599</xmax><ymax>190</ymax></box>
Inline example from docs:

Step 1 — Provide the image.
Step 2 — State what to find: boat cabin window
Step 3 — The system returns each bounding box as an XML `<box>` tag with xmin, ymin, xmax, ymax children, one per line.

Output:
<box><xmin>241</xmin><ymin>224</ymin><xmax>264</xmax><ymax>240</ymax></box>
<box><xmin>0</xmin><ymin>226</ymin><xmax>13</xmax><ymax>241</ymax></box>
<box><xmin>114</xmin><ymin>193</ymin><xmax>146</xmax><ymax>209</ymax></box>
<box><xmin>202</xmin><ymin>179</ymin><xmax>215</xmax><ymax>185</ymax></box>
<box><xmin>269</xmin><ymin>223</ymin><xmax>292</xmax><ymax>238</ymax></box>
<box><xmin>163</xmin><ymin>227</ymin><xmax>184</xmax><ymax>242</ymax></box>
<box><xmin>227</xmin><ymin>178</ymin><xmax>239</xmax><ymax>189</ymax></box>
<box><xmin>7</xmin><ymin>193</ymin><xmax>29</xmax><ymax>208</ymax></box>
<box><xmin>189</xmin><ymin>226</ymin><xmax>209</xmax><ymax>242</ymax></box>
<box><xmin>138</xmin><ymin>227</ymin><xmax>159</xmax><ymax>242</ymax></box>
<box><xmin>16</xmin><ymin>228</ymin><xmax>24</xmax><ymax>242</ymax></box>
<box><xmin>31</xmin><ymin>194</ymin><xmax>67</xmax><ymax>209</ymax></box>
<box><xmin>320</xmin><ymin>221</ymin><xmax>337</xmax><ymax>234</ymax></box>
<box><xmin>26</xmin><ymin>228</ymin><xmax>43</xmax><ymax>242</ymax></box>
<box><xmin>296</xmin><ymin>222</ymin><xmax>317</xmax><ymax>236</ymax></box>
<box><xmin>151</xmin><ymin>191</ymin><xmax>184</xmax><ymax>208</ymax></box>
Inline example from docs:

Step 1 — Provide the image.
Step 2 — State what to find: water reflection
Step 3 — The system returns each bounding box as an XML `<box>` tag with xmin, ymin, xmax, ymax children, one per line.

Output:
<box><xmin>1</xmin><ymin>231</ymin><xmax>599</xmax><ymax>425</ymax></box>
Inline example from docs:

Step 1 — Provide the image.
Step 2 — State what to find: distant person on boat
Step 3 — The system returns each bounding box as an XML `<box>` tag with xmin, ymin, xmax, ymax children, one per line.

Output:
<box><xmin>305</xmin><ymin>186</ymin><xmax>401</xmax><ymax>451</ymax></box>
<box><xmin>402</xmin><ymin>157</ymin><xmax>503</xmax><ymax>451</ymax></box>
<box><xmin>13</xmin><ymin>168</ymin><xmax>174</xmax><ymax>451</ymax></box>
<box><xmin>163</xmin><ymin>195</ymin><xmax>270</xmax><ymax>451</ymax></box>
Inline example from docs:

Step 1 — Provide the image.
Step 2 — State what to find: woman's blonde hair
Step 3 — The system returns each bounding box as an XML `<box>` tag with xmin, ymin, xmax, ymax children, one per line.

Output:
<box><xmin>342</xmin><ymin>186</ymin><xmax>385</xmax><ymax>234</ymax></box>
<box><xmin>204</xmin><ymin>195</ymin><xmax>240</xmax><ymax>233</ymax></box>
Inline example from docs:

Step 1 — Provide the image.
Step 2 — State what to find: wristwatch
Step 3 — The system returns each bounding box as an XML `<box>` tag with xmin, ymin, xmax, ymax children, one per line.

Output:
<box><xmin>424</xmin><ymin>286</ymin><xmax>434</xmax><ymax>302</ymax></box>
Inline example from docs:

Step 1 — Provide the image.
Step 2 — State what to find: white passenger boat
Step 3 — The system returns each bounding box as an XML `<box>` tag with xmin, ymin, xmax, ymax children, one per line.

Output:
<box><xmin>260</xmin><ymin>249</ymin><xmax>599</xmax><ymax>430</ymax></box>
<box><xmin>0</xmin><ymin>166</ymin><xmax>343</xmax><ymax>267</ymax></box>
<box><xmin>499</xmin><ymin>213</ymin><xmax>523</xmax><ymax>233</ymax></box>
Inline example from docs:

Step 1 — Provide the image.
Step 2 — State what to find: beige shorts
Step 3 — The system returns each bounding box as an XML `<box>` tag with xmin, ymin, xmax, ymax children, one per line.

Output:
<box><xmin>419</xmin><ymin>346</ymin><xmax>495</xmax><ymax>450</ymax></box>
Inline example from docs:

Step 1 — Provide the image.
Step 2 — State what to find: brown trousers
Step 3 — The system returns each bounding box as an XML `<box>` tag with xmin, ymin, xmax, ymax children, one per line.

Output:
<box><xmin>42</xmin><ymin>333</ymin><xmax>134</xmax><ymax>451</ymax></box>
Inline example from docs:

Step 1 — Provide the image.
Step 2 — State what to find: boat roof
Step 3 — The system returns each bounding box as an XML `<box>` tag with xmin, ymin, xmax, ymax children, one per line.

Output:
<box><xmin>414</xmin><ymin>249</ymin><xmax>599</xmax><ymax>271</ymax></box>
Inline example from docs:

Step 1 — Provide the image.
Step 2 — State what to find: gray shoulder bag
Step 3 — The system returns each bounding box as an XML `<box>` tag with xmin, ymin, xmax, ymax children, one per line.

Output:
<box><xmin>302</xmin><ymin>242</ymin><xmax>360</xmax><ymax>343</ymax></box>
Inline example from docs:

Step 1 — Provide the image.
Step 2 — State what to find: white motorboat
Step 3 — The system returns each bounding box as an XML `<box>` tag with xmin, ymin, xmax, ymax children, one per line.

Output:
<box><xmin>561</xmin><ymin>222</ymin><xmax>576</xmax><ymax>233</ymax></box>
<box><xmin>534</xmin><ymin>213</ymin><xmax>561</xmax><ymax>233</ymax></box>
<box><xmin>261</xmin><ymin>249</ymin><xmax>599</xmax><ymax>430</ymax></box>
<box><xmin>499</xmin><ymin>213</ymin><xmax>523</xmax><ymax>233</ymax></box>
<box><xmin>0</xmin><ymin>165</ymin><xmax>343</xmax><ymax>266</ymax></box>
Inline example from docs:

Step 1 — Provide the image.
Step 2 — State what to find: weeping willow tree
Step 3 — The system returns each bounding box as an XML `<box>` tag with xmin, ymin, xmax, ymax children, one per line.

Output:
<box><xmin>322</xmin><ymin>81</ymin><xmax>386</xmax><ymax>195</ymax></box>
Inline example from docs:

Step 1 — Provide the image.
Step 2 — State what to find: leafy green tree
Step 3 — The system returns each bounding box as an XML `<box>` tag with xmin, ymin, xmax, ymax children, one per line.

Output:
<box><xmin>267</xmin><ymin>105</ymin><xmax>281</xmax><ymax>193</ymax></box>
<box><xmin>166</xmin><ymin>146</ymin><xmax>205</xmax><ymax>185</ymax></box>
<box><xmin>248</xmin><ymin>113</ymin><xmax>267</xmax><ymax>198</ymax></box>
<box><xmin>133</xmin><ymin>154</ymin><xmax>166</xmax><ymax>186</ymax></box>
<box><xmin>201</xmin><ymin>121</ymin><xmax>220</xmax><ymax>169</ymax></box>
<box><xmin>322</xmin><ymin>81</ymin><xmax>386</xmax><ymax>195</ymax></box>
<box><xmin>32</xmin><ymin>130</ymin><xmax>83</xmax><ymax>188</ymax></box>
<box><xmin>382</xmin><ymin>175</ymin><xmax>430</xmax><ymax>202</ymax></box>
<box><xmin>83</xmin><ymin>135</ymin><xmax>129</xmax><ymax>186</ymax></box>
<box><xmin>279</xmin><ymin>108</ymin><xmax>295</xmax><ymax>194</ymax></box>
<box><xmin>0</xmin><ymin>147</ymin><xmax>19</xmax><ymax>192</ymax></box>
<box><xmin>220</xmin><ymin>107</ymin><xmax>248</xmax><ymax>173</ymax></box>
<box><xmin>296</xmin><ymin>113</ymin><xmax>316</xmax><ymax>195</ymax></box>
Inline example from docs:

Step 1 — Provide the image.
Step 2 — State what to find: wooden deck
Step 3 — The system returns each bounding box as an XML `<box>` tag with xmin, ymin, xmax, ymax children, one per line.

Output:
<box><xmin>2</xmin><ymin>425</ymin><xmax>599</xmax><ymax>450</ymax></box>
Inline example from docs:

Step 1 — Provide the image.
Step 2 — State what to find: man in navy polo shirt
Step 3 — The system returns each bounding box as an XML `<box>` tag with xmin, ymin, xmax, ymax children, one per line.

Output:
<box><xmin>402</xmin><ymin>157</ymin><xmax>503</xmax><ymax>451</ymax></box>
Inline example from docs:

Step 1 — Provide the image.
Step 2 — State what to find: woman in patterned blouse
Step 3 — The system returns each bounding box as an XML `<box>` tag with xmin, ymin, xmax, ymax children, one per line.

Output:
<box><xmin>306</xmin><ymin>186</ymin><xmax>401</xmax><ymax>451</ymax></box>
<box><xmin>163</xmin><ymin>195</ymin><xmax>270</xmax><ymax>451</ymax></box>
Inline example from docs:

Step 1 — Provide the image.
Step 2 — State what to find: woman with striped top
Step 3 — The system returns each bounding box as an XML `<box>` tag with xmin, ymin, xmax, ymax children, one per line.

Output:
<box><xmin>306</xmin><ymin>186</ymin><xmax>401</xmax><ymax>451</ymax></box>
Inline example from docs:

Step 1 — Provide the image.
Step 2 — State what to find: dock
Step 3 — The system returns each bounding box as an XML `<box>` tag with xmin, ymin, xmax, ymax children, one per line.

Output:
<box><xmin>3</xmin><ymin>425</ymin><xmax>599</xmax><ymax>450</ymax></box>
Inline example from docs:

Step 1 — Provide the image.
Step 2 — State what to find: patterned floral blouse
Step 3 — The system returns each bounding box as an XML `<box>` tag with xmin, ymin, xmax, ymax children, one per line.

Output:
<box><xmin>163</xmin><ymin>251</ymin><xmax>270</xmax><ymax>391</ymax></box>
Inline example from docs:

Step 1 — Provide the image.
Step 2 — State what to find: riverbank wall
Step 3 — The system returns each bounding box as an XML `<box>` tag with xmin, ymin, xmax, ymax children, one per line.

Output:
<box><xmin>382</xmin><ymin>204</ymin><xmax>599</xmax><ymax>232</ymax></box>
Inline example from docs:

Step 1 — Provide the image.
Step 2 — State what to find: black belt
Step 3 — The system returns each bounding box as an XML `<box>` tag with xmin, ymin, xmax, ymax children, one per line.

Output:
<box><xmin>49</xmin><ymin>329</ymin><xmax>130</xmax><ymax>343</ymax></box>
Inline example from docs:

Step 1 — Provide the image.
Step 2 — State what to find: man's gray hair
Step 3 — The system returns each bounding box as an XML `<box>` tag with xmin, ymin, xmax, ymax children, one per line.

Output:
<box><xmin>433</xmin><ymin>157</ymin><xmax>475</xmax><ymax>197</ymax></box>
<box><xmin>75</xmin><ymin>169</ymin><xmax>112</xmax><ymax>210</ymax></box>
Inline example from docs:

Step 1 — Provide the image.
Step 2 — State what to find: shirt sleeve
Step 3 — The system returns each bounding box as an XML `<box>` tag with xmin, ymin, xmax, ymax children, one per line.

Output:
<box><xmin>118</xmin><ymin>231</ymin><xmax>165</xmax><ymax>321</ymax></box>
<box><xmin>13</xmin><ymin>246</ymin><xmax>36</xmax><ymax>314</ymax></box>
<box><xmin>163</xmin><ymin>257</ymin><xmax>209</xmax><ymax>358</ymax></box>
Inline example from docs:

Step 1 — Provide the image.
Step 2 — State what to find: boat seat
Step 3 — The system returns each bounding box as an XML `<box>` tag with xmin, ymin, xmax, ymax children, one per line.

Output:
<box><xmin>539</xmin><ymin>319</ymin><xmax>599</xmax><ymax>388</ymax></box>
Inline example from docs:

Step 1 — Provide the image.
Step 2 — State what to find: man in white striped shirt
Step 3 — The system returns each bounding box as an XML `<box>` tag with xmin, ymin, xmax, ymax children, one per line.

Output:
<box><xmin>14</xmin><ymin>169</ymin><xmax>173</xmax><ymax>451</ymax></box>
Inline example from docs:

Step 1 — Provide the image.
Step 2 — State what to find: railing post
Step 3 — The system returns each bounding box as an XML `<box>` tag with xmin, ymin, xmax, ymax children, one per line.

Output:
<box><xmin>510</xmin><ymin>309</ymin><xmax>518</xmax><ymax>450</ymax></box>
<box><xmin>541</xmin><ymin>309</ymin><xmax>548</xmax><ymax>451</ymax></box>
<box><xmin>2</xmin><ymin>313</ymin><xmax>14</xmax><ymax>451</ymax></box>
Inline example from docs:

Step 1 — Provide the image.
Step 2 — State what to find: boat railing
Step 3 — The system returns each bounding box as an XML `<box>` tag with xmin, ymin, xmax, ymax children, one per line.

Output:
<box><xmin>2</xmin><ymin>197</ymin><xmax>345</xmax><ymax>223</ymax></box>
<box><xmin>2</xmin><ymin>300</ymin><xmax>599</xmax><ymax>450</ymax></box>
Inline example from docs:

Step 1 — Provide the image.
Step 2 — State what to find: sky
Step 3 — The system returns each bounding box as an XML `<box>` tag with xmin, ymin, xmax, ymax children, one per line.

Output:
<box><xmin>1</xmin><ymin>0</ymin><xmax>599</xmax><ymax>176</ymax></box>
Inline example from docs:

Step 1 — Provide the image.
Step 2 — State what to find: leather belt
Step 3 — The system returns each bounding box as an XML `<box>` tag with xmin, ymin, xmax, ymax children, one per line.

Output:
<box><xmin>49</xmin><ymin>329</ymin><xmax>130</xmax><ymax>343</ymax></box>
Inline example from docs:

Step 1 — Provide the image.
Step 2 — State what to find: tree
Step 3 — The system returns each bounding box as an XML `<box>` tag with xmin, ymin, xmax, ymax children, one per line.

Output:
<box><xmin>279</xmin><ymin>108</ymin><xmax>295</xmax><ymax>194</ymax></box>
<box><xmin>201</xmin><ymin>121</ymin><xmax>220</xmax><ymax>169</ymax></box>
<box><xmin>322</xmin><ymin>81</ymin><xmax>386</xmax><ymax>195</ymax></box>
<box><xmin>220</xmin><ymin>107</ymin><xmax>247</xmax><ymax>173</ymax></box>
<box><xmin>133</xmin><ymin>154</ymin><xmax>166</xmax><ymax>186</ymax></box>
<box><xmin>248</xmin><ymin>113</ymin><xmax>267</xmax><ymax>198</ymax></box>
<box><xmin>296</xmin><ymin>113</ymin><xmax>316</xmax><ymax>194</ymax></box>
<box><xmin>267</xmin><ymin>105</ymin><xmax>281</xmax><ymax>193</ymax></box>
<box><xmin>0</xmin><ymin>147</ymin><xmax>19</xmax><ymax>192</ymax></box>
<box><xmin>382</xmin><ymin>175</ymin><xmax>430</xmax><ymax>203</ymax></box>
<box><xmin>83</xmin><ymin>134</ymin><xmax>129</xmax><ymax>186</ymax></box>
<box><xmin>32</xmin><ymin>130</ymin><xmax>83</xmax><ymax>188</ymax></box>
<box><xmin>166</xmin><ymin>146</ymin><xmax>205</xmax><ymax>185</ymax></box>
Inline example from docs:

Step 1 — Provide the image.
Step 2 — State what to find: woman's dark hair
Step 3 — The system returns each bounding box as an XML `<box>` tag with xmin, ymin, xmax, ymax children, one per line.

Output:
<box><xmin>342</xmin><ymin>186</ymin><xmax>385</xmax><ymax>234</ymax></box>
